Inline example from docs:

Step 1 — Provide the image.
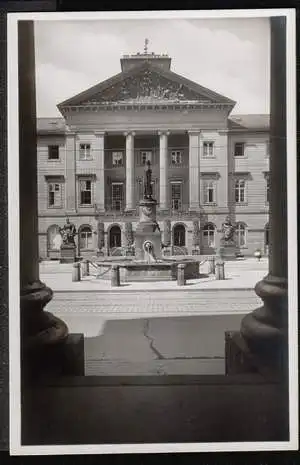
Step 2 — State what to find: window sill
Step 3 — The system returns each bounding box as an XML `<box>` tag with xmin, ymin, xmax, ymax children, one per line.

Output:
<box><xmin>48</xmin><ymin>206</ymin><xmax>63</xmax><ymax>209</ymax></box>
<box><xmin>202</xmin><ymin>156</ymin><xmax>216</xmax><ymax>160</ymax></box>
<box><xmin>48</xmin><ymin>159</ymin><xmax>61</xmax><ymax>162</ymax></box>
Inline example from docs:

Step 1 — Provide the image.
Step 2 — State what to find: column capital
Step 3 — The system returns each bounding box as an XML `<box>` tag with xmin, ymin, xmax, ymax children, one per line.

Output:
<box><xmin>188</xmin><ymin>129</ymin><xmax>201</xmax><ymax>136</ymax></box>
<box><xmin>124</xmin><ymin>131</ymin><xmax>136</xmax><ymax>137</ymax></box>
<box><xmin>158</xmin><ymin>130</ymin><xmax>170</xmax><ymax>136</ymax></box>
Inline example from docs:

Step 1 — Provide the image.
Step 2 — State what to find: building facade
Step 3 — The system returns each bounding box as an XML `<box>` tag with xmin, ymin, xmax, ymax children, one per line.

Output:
<box><xmin>37</xmin><ymin>49</ymin><xmax>270</xmax><ymax>260</ymax></box>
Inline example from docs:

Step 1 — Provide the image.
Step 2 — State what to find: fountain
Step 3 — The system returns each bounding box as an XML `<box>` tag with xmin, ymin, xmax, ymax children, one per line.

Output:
<box><xmin>96</xmin><ymin>161</ymin><xmax>200</xmax><ymax>282</ymax></box>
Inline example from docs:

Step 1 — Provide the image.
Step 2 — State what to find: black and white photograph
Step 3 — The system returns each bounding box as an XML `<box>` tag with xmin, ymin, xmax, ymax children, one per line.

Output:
<box><xmin>7</xmin><ymin>9</ymin><xmax>297</xmax><ymax>455</ymax></box>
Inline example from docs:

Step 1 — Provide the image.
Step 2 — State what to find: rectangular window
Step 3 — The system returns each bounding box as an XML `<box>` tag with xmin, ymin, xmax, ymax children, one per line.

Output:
<box><xmin>171</xmin><ymin>182</ymin><xmax>182</xmax><ymax>210</ymax></box>
<box><xmin>235</xmin><ymin>179</ymin><xmax>246</xmax><ymax>203</ymax></box>
<box><xmin>112</xmin><ymin>151</ymin><xmax>124</xmax><ymax>167</ymax></box>
<box><xmin>48</xmin><ymin>145</ymin><xmax>59</xmax><ymax>160</ymax></box>
<box><xmin>140</xmin><ymin>151</ymin><xmax>152</xmax><ymax>166</ymax></box>
<box><xmin>203</xmin><ymin>180</ymin><xmax>216</xmax><ymax>204</ymax></box>
<box><xmin>171</xmin><ymin>150</ymin><xmax>183</xmax><ymax>165</ymax></box>
<box><xmin>234</xmin><ymin>142</ymin><xmax>245</xmax><ymax>157</ymax></box>
<box><xmin>79</xmin><ymin>143</ymin><xmax>92</xmax><ymax>160</ymax></box>
<box><xmin>48</xmin><ymin>182</ymin><xmax>62</xmax><ymax>208</ymax></box>
<box><xmin>112</xmin><ymin>183</ymin><xmax>124</xmax><ymax>211</ymax></box>
<box><xmin>203</xmin><ymin>142</ymin><xmax>214</xmax><ymax>158</ymax></box>
<box><xmin>79</xmin><ymin>179</ymin><xmax>92</xmax><ymax>205</ymax></box>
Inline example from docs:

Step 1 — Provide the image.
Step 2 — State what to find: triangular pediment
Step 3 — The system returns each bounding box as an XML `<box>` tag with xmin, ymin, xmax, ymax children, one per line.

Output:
<box><xmin>58</xmin><ymin>62</ymin><xmax>235</xmax><ymax>109</ymax></box>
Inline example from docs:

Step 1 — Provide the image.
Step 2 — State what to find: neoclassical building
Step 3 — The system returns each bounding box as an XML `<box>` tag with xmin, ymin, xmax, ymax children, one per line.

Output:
<box><xmin>37</xmin><ymin>47</ymin><xmax>270</xmax><ymax>259</ymax></box>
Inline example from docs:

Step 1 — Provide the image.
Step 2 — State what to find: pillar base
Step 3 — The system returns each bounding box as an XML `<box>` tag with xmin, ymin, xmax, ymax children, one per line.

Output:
<box><xmin>21</xmin><ymin>281</ymin><xmax>71</xmax><ymax>381</ymax></box>
<box><xmin>239</xmin><ymin>274</ymin><xmax>288</xmax><ymax>378</ymax></box>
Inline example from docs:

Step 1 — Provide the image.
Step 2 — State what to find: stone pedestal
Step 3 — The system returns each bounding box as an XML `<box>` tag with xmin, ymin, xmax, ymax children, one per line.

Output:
<box><xmin>177</xmin><ymin>264</ymin><xmax>186</xmax><ymax>286</ymax></box>
<box><xmin>60</xmin><ymin>244</ymin><xmax>76</xmax><ymax>263</ymax></box>
<box><xmin>218</xmin><ymin>241</ymin><xmax>237</xmax><ymax>260</ymax></box>
<box><xmin>135</xmin><ymin>199</ymin><xmax>162</xmax><ymax>261</ymax></box>
<box><xmin>215</xmin><ymin>260</ymin><xmax>225</xmax><ymax>280</ymax></box>
<box><xmin>72</xmin><ymin>263</ymin><xmax>81</xmax><ymax>282</ymax></box>
<box><xmin>111</xmin><ymin>265</ymin><xmax>120</xmax><ymax>287</ymax></box>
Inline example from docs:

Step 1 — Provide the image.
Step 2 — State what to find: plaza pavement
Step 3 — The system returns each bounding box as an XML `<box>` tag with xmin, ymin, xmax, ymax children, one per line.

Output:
<box><xmin>40</xmin><ymin>258</ymin><xmax>268</xmax><ymax>377</ymax></box>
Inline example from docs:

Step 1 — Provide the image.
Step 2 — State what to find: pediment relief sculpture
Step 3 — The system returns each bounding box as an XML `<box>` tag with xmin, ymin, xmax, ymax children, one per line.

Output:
<box><xmin>85</xmin><ymin>69</ymin><xmax>210</xmax><ymax>104</ymax></box>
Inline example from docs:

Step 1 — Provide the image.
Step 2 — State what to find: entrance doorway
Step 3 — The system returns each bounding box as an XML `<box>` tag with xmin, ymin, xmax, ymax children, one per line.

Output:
<box><xmin>109</xmin><ymin>225</ymin><xmax>122</xmax><ymax>248</ymax></box>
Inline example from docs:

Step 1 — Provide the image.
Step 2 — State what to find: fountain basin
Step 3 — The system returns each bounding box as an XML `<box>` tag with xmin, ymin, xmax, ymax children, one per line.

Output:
<box><xmin>96</xmin><ymin>258</ymin><xmax>200</xmax><ymax>282</ymax></box>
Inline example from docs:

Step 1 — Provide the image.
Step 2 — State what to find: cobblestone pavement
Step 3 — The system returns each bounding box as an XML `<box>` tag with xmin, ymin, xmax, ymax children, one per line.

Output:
<box><xmin>47</xmin><ymin>289</ymin><xmax>261</xmax><ymax>318</ymax></box>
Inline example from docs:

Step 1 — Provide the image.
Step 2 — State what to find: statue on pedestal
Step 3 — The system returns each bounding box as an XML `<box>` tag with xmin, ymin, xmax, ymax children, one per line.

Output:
<box><xmin>144</xmin><ymin>160</ymin><xmax>153</xmax><ymax>200</ymax></box>
<box><xmin>59</xmin><ymin>218</ymin><xmax>77</xmax><ymax>246</ymax></box>
<box><xmin>221</xmin><ymin>216</ymin><xmax>236</xmax><ymax>244</ymax></box>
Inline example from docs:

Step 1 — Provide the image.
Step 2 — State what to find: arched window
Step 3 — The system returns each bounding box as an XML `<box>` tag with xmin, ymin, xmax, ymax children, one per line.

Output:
<box><xmin>47</xmin><ymin>225</ymin><xmax>61</xmax><ymax>251</ymax></box>
<box><xmin>202</xmin><ymin>223</ymin><xmax>216</xmax><ymax>248</ymax></box>
<box><xmin>109</xmin><ymin>225</ymin><xmax>122</xmax><ymax>248</ymax></box>
<box><xmin>79</xmin><ymin>226</ymin><xmax>93</xmax><ymax>250</ymax></box>
<box><xmin>173</xmin><ymin>224</ymin><xmax>186</xmax><ymax>246</ymax></box>
<box><xmin>235</xmin><ymin>222</ymin><xmax>247</xmax><ymax>247</ymax></box>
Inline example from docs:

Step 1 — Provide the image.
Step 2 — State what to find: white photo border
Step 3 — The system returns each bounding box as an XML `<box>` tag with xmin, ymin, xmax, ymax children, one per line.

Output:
<box><xmin>8</xmin><ymin>8</ymin><xmax>298</xmax><ymax>455</ymax></box>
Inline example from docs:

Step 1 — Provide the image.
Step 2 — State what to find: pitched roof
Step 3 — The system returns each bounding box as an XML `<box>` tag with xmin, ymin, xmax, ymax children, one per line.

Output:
<box><xmin>228</xmin><ymin>114</ymin><xmax>270</xmax><ymax>131</ymax></box>
<box><xmin>37</xmin><ymin>118</ymin><xmax>66</xmax><ymax>134</ymax></box>
<box><xmin>57</xmin><ymin>61</ymin><xmax>236</xmax><ymax>109</ymax></box>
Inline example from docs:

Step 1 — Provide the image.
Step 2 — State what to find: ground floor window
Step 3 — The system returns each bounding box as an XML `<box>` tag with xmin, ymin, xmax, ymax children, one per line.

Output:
<box><xmin>109</xmin><ymin>225</ymin><xmax>122</xmax><ymax>248</ymax></box>
<box><xmin>79</xmin><ymin>226</ymin><xmax>93</xmax><ymax>250</ymax></box>
<box><xmin>202</xmin><ymin>223</ymin><xmax>216</xmax><ymax>248</ymax></box>
<box><xmin>47</xmin><ymin>225</ymin><xmax>62</xmax><ymax>250</ymax></box>
<box><xmin>235</xmin><ymin>222</ymin><xmax>247</xmax><ymax>247</ymax></box>
<box><xmin>173</xmin><ymin>224</ymin><xmax>185</xmax><ymax>246</ymax></box>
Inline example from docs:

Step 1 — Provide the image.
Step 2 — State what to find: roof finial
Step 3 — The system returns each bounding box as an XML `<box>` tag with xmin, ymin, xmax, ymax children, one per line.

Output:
<box><xmin>144</xmin><ymin>38</ymin><xmax>149</xmax><ymax>54</ymax></box>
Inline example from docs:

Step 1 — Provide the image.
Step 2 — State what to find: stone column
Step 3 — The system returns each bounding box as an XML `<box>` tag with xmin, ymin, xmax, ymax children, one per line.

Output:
<box><xmin>94</xmin><ymin>131</ymin><xmax>105</xmax><ymax>212</ymax></box>
<box><xmin>159</xmin><ymin>131</ymin><xmax>169</xmax><ymax>210</ymax></box>
<box><xmin>125</xmin><ymin>131</ymin><xmax>135</xmax><ymax>211</ymax></box>
<box><xmin>239</xmin><ymin>17</ymin><xmax>288</xmax><ymax>377</ymax></box>
<box><xmin>188</xmin><ymin>130</ymin><xmax>200</xmax><ymax>211</ymax></box>
<box><xmin>65</xmin><ymin>131</ymin><xmax>76</xmax><ymax>213</ymax></box>
<box><xmin>19</xmin><ymin>21</ymin><xmax>82</xmax><ymax>380</ymax></box>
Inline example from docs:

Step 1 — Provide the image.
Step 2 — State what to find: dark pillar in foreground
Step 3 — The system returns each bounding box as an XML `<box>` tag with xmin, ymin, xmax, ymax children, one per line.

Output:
<box><xmin>19</xmin><ymin>21</ymin><xmax>83</xmax><ymax>380</ymax></box>
<box><xmin>228</xmin><ymin>18</ymin><xmax>288</xmax><ymax>380</ymax></box>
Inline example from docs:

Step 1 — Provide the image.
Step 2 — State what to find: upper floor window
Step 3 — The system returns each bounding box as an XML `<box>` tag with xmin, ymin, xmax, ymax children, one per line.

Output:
<box><xmin>203</xmin><ymin>179</ymin><xmax>216</xmax><ymax>204</ymax></box>
<box><xmin>48</xmin><ymin>145</ymin><xmax>59</xmax><ymax>160</ymax></box>
<box><xmin>203</xmin><ymin>141</ymin><xmax>215</xmax><ymax>158</ymax></box>
<box><xmin>112</xmin><ymin>151</ymin><xmax>124</xmax><ymax>167</ymax></box>
<box><xmin>235</xmin><ymin>179</ymin><xmax>246</xmax><ymax>203</ymax></box>
<box><xmin>79</xmin><ymin>179</ymin><xmax>92</xmax><ymax>206</ymax></box>
<box><xmin>140</xmin><ymin>151</ymin><xmax>152</xmax><ymax>166</ymax></box>
<box><xmin>234</xmin><ymin>142</ymin><xmax>245</xmax><ymax>157</ymax></box>
<box><xmin>171</xmin><ymin>150</ymin><xmax>183</xmax><ymax>165</ymax></box>
<box><xmin>48</xmin><ymin>182</ymin><xmax>62</xmax><ymax>208</ymax></box>
<box><xmin>79</xmin><ymin>143</ymin><xmax>92</xmax><ymax>160</ymax></box>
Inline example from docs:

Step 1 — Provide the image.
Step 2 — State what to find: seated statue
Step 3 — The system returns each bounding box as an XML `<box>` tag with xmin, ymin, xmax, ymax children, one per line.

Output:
<box><xmin>59</xmin><ymin>218</ymin><xmax>77</xmax><ymax>246</ymax></box>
